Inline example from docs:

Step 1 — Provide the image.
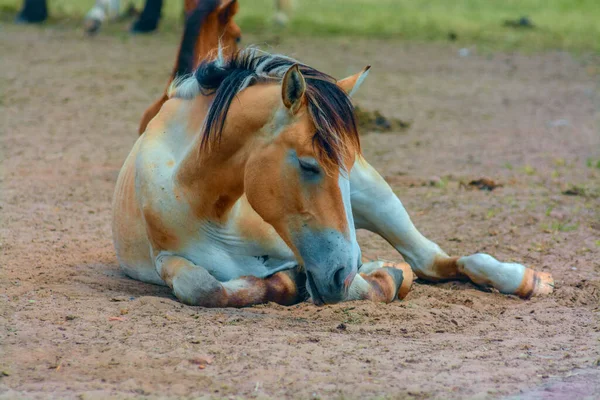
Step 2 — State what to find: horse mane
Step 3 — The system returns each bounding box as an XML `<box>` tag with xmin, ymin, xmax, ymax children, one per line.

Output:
<box><xmin>171</xmin><ymin>47</ymin><xmax>360</xmax><ymax>171</ymax></box>
<box><xmin>172</xmin><ymin>0</ymin><xmax>221</xmax><ymax>79</ymax></box>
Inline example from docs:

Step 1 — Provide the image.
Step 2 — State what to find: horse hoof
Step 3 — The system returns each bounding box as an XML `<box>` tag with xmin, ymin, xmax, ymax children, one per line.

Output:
<box><xmin>532</xmin><ymin>271</ymin><xmax>554</xmax><ymax>296</ymax></box>
<box><xmin>84</xmin><ymin>19</ymin><xmax>102</xmax><ymax>35</ymax></box>
<box><xmin>395</xmin><ymin>262</ymin><xmax>414</xmax><ymax>300</ymax></box>
<box><xmin>382</xmin><ymin>261</ymin><xmax>413</xmax><ymax>300</ymax></box>
<box><xmin>515</xmin><ymin>269</ymin><xmax>554</xmax><ymax>298</ymax></box>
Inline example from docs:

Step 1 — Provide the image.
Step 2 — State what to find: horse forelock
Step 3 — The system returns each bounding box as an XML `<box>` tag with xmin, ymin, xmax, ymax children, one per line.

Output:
<box><xmin>174</xmin><ymin>47</ymin><xmax>360</xmax><ymax>170</ymax></box>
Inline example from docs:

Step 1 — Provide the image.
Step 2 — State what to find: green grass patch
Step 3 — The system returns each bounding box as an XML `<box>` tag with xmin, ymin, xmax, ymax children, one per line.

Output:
<box><xmin>541</xmin><ymin>221</ymin><xmax>579</xmax><ymax>233</ymax></box>
<box><xmin>521</xmin><ymin>165</ymin><xmax>537</xmax><ymax>175</ymax></box>
<box><xmin>1</xmin><ymin>0</ymin><xmax>600</xmax><ymax>52</ymax></box>
<box><xmin>586</xmin><ymin>158</ymin><xmax>600</xmax><ymax>169</ymax></box>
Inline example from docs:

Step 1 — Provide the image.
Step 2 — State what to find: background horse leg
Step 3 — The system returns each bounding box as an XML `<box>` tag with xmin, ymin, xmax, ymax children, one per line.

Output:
<box><xmin>156</xmin><ymin>255</ymin><xmax>306</xmax><ymax>307</ymax></box>
<box><xmin>345</xmin><ymin>261</ymin><xmax>413</xmax><ymax>303</ymax></box>
<box><xmin>131</xmin><ymin>0</ymin><xmax>163</xmax><ymax>33</ymax></box>
<box><xmin>84</xmin><ymin>0</ymin><xmax>121</xmax><ymax>34</ymax></box>
<box><xmin>274</xmin><ymin>0</ymin><xmax>293</xmax><ymax>27</ymax></box>
<box><xmin>350</xmin><ymin>157</ymin><xmax>554</xmax><ymax>298</ymax></box>
<box><xmin>16</xmin><ymin>0</ymin><xmax>48</xmax><ymax>23</ymax></box>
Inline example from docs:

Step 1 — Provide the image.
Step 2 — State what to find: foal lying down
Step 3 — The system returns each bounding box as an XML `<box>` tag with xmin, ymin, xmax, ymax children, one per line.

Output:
<box><xmin>112</xmin><ymin>48</ymin><xmax>554</xmax><ymax>307</ymax></box>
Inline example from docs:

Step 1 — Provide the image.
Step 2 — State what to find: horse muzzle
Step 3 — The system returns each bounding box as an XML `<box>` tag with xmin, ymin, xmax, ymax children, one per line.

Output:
<box><xmin>293</xmin><ymin>227</ymin><xmax>360</xmax><ymax>305</ymax></box>
<box><xmin>305</xmin><ymin>262</ymin><xmax>357</xmax><ymax>305</ymax></box>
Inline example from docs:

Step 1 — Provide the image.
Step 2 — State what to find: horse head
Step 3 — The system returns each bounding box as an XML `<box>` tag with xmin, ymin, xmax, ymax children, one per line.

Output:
<box><xmin>195</xmin><ymin>0</ymin><xmax>241</xmax><ymax>60</ymax></box>
<box><xmin>173</xmin><ymin>49</ymin><xmax>370</xmax><ymax>304</ymax></box>
<box><xmin>242</xmin><ymin>62</ymin><xmax>370</xmax><ymax>304</ymax></box>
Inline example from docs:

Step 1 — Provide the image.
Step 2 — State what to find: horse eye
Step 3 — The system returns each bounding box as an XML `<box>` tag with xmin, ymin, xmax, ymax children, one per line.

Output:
<box><xmin>298</xmin><ymin>159</ymin><xmax>321</xmax><ymax>175</ymax></box>
<box><xmin>236</xmin><ymin>36</ymin><xmax>242</xmax><ymax>44</ymax></box>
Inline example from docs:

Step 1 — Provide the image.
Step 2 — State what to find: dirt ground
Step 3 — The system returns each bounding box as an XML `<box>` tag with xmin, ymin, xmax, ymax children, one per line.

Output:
<box><xmin>1</xmin><ymin>24</ymin><xmax>600</xmax><ymax>399</ymax></box>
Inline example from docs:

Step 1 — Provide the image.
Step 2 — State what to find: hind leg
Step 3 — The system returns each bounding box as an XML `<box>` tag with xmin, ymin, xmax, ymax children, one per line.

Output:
<box><xmin>350</xmin><ymin>157</ymin><xmax>554</xmax><ymax>298</ymax></box>
<box><xmin>156</xmin><ymin>255</ymin><xmax>306</xmax><ymax>307</ymax></box>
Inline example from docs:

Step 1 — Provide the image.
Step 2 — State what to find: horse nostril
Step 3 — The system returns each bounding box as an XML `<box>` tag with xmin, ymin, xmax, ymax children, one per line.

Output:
<box><xmin>333</xmin><ymin>266</ymin><xmax>347</xmax><ymax>288</ymax></box>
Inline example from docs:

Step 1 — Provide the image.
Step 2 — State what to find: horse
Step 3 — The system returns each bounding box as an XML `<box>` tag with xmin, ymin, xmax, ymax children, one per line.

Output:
<box><xmin>137</xmin><ymin>0</ymin><xmax>240</xmax><ymax>135</ymax></box>
<box><xmin>84</xmin><ymin>0</ymin><xmax>196</xmax><ymax>34</ymax></box>
<box><xmin>112</xmin><ymin>47</ymin><xmax>554</xmax><ymax>307</ymax></box>
<box><xmin>83</xmin><ymin>0</ymin><xmax>289</xmax><ymax>34</ymax></box>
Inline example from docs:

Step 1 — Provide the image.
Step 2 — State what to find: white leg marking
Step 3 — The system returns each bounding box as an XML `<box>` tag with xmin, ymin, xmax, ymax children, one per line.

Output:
<box><xmin>350</xmin><ymin>157</ymin><xmax>553</xmax><ymax>296</ymax></box>
<box><xmin>350</xmin><ymin>157</ymin><xmax>446</xmax><ymax>274</ymax></box>
<box><xmin>457</xmin><ymin>254</ymin><xmax>525</xmax><ymax>294</ymax></box>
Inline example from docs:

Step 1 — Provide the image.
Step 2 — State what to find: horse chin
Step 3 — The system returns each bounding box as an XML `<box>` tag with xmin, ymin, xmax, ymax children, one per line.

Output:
<box><xmin>306</xmin><ymin>270</ymin><xmax>325</xmax><ymax>306</ymax></box>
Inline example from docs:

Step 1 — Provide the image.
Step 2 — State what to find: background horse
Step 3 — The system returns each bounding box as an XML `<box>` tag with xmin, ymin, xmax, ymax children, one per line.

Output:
<box><xmin>83</xmin><ymin>0</ymin><xmax>292</xmax><ymax>34</ymax></box>
<box><xmin>112</xmin><ymin>47</ymin><xmax>554</xmax><ymax>307</ymax></box>
<box><xmin>84</xmin><ymin>0</ymin><xmax>174</xmax><ymax>34</ymax></box>
<box><xmin>137</xmin><ymin>0</ymin><xmax>240</xmax><ymax>134</ymax></box>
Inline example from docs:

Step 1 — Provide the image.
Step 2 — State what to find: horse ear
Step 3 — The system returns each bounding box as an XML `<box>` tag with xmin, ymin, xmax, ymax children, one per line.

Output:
<box><xmin>282</xmin><ymin>64</ymin><xmax>306</xmax><ymax>114</ymax></box>
<box><xmin>337</xmin><ymin>66</ymin><xmax>370</xmax><ymax>97</ymax></box>
<box><xmin>218</xmin><ymin>0</ymin><xmax>239</xmax><ymax>24</ymax></box>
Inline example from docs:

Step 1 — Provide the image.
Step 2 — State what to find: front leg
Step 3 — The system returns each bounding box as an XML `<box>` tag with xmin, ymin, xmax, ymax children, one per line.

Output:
<box><xmin>349</xmin><ymin>157</ymin><xmax>553</xmax><ymax>298</ymax></box>
<box><xmin>156</xmin><ymin>254</ymin><xmax>306</xmax><ymax>307</ymax></box>
<box><xmin>345</xmin><ymin>261</ymin><xmax>413</xmax><ymax>303</ymax></box>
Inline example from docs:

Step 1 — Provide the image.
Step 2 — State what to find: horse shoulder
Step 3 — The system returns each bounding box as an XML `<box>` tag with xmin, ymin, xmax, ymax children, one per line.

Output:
<box><xmin>135</xmin><ymin>105</ymin><xmax>195</xmax><ymax>253</ymax></box>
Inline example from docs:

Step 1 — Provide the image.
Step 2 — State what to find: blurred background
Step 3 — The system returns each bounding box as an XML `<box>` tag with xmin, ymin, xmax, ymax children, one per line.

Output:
<box><xmin>2</xmin><ymin>0</ymin><xmax>600</xmax><ymax>52</ymax></box>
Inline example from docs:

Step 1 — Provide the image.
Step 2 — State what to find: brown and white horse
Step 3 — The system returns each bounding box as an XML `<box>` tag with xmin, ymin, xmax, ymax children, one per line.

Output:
<box><xmin>112</xmin><ymin>47</ymin><xmax>554</xmax><ymax>307</ymax></box>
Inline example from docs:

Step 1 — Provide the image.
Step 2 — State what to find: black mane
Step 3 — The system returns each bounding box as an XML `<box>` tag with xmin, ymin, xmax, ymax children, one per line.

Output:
<box><xmin>193</xmin><ymin>48</ymin><xmax>360</xmax><ymax>169</ymax></box>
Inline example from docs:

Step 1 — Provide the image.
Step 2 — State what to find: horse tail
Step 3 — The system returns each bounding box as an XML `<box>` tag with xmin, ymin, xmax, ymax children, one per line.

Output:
<box><xmin>172</xmin><ymin>0</ymin><xmax>220</xmax><ymax>79</ymax></box>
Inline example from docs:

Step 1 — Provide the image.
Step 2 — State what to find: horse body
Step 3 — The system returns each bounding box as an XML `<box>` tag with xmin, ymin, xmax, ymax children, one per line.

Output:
<box><xmin>114</xmin><ymin>87</ymin><xmax>299</xmax><ymax>287</ymax></box>
<box><xmin>113</xmin><ymin>48</ymin><xmax>554</xmax><ymax>307</ymax></box>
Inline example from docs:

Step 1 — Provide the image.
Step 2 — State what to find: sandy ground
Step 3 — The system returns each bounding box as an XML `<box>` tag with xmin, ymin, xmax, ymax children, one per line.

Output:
<box><xmin>1</xmin><ymin>24</ymin><xmax>599</xmax><ymax>399</ymax></box>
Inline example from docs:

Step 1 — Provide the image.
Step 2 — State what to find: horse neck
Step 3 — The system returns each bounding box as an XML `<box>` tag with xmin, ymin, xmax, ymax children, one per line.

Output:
<box><xmin>175</xmin><ymin>84</ymin><xmax>281</xmax><ymax>222</ymax></box>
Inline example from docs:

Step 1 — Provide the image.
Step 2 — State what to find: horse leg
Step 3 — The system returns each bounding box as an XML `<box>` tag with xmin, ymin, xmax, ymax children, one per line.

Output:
<box><xmin>274</xmin><ymin>0</ymin><xmax>293</xmax><ymax>27</ymax></box>
<box><xmin>84</xmin><ymin>0</ymin><xmax>120</xmax><ymax>34</ymax></box>
<box><xmin>131</xmin><ymin>0</ymin><xmax>163</xmax><ymax>33</ymax></box>
<box><xmin>350</xmin><ymin>157</ymin><xmax>554</xmax><ymax>298</ymax></box>
<box><xmin>16</xmin><ymin>0</ymin><xmax>48</xmax><ymax>23</ymax></box>
<box><xmin>345</xmin><ymin>261</ymin><xmax>413</xmax><ymax>303</ymax></box>
<box><xmin>156</xmin><ymin>255</ymin><xmax>305</xmax><ymax>307</ymax></box>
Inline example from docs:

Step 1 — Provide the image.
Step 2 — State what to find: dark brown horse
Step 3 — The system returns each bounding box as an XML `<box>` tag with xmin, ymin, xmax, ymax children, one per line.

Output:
<box><xmin>137</xmin><ymin>0</ymin><xmax>240</xmax><ymax>134</ymax></box>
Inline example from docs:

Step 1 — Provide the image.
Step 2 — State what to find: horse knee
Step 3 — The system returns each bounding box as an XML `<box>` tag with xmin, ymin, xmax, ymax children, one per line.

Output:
<box><xmin>171</xmin><ymin>267</ymin><xmax>227</xmax><ymax>307</ymax></box>
<box><xmin>156</xmin><ymin>255</ymin><xmax>227</xmax><ymax>306</ymax></box>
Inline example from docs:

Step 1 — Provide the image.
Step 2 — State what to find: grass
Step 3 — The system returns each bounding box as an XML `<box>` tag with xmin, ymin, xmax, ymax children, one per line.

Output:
<box><xmin>586</xmin><ymin>158</ymin><xmax>600</xmax><ymax>169</ymax></box>
<box><xmin>1</xmin><ymin>0</ymin><xmax>600</xmax><ymax>52</ymax></box>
